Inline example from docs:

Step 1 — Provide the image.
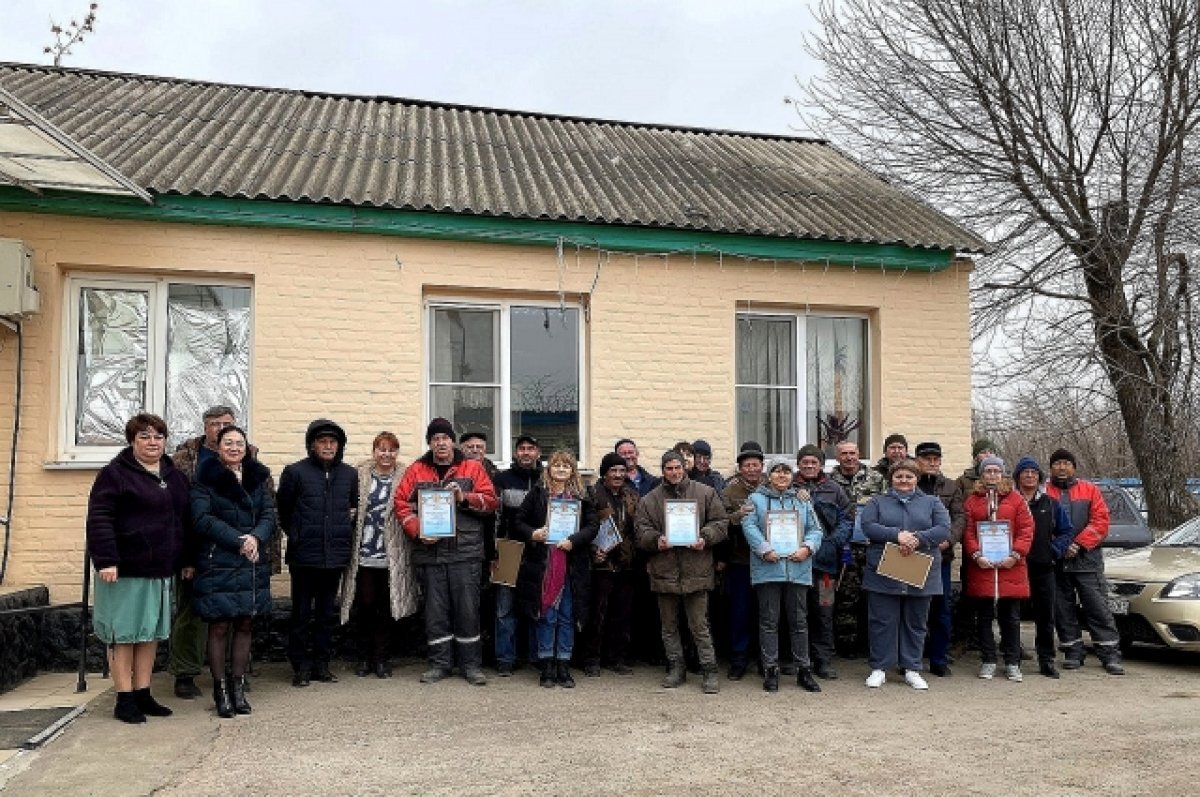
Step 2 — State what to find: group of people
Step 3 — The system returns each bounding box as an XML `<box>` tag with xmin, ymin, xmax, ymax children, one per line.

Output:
<box><xmin>86</xmin><ymin>409</ymin><xmax>1126</xmax><ymax>723</ymax></box>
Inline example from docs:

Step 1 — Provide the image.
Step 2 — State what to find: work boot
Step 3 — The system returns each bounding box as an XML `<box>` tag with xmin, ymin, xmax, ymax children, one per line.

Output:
<box><xmin>312</xmin><ymin>664</ymin><xmax>338</xmax><ymax>683</ymax></box>
<box><xmin>212</xmin><ymin>679</ymin><xmax>235</xmax><ymax>719</ymax></box>
<box><xmin>292</xmin><ymin>667</ymin><xmax>311</xmax><ymax>688</ymax></box>
<box><xmin>496</xmin><ymin>661</ymin><xmax>514</xmax><ymax>677</ymax></box>
<box><xmin>584</xmin><ymin>663</ymin><xmax>602</xmax><ymax>677</ymax></box>
<box><xmin>813</xmin><ymin>661</ymin><xmax>840</xmax><ymax>680</ymax></box>
<box><xmin>375</xmin><ymin>661</ymin><xmax>393</xmax><ymax>679</ymax></box>
<box><xmin>662</xmin><ymin>660</ymin><xmax>686</xmax><ymax>689</ymax></box>
<box><xmin>174</xmin><ymin>676</ymin><xmax>201</xmax><ymax>699</ymax></box>
<box><xmin>727</xmin><ymin>661</ymin><xmax>748</xmax><ymax>681</ymax></box>
<box><xmin>420</xmin><ymin>667</ymin><xmax>451</xmax><ymax>684</ymax></box>
<box><xmin>1061</xmin><ymin>657</ymin><xmax>1083</xmax><ymax>670</ymax></box>
<box><xmin>1103</xmin><ymin>661</ymin><xmax>1125</xmax><ymax>676</ymax></box>
<box><xmin>113</xmin><ymin>691</ymin><xmax>146</xmax><ymax>724</ymax></box>
<box><xmin>1038</xmin><ymin>661</ymin><xmax>1060</xmax><ymax>679</ymax></box>
<box><xmin>232</xmin><ymin>676</ymin><xmax>252</xmax><ymax>715</ymax></box>
<box><xmin>797</xmin><ymin>668</ymin><xmax>822</xmax><ymax>693</ymax></box>
<box><xmin>133</xmin><ymin>687</ymin><xmax>173</xmax><ymax>717</ymax></box>
<box><xmin>701</xmin><ymin>667</ymin><xmax>720</xmax><ymax>694</ymax></box>
<box><xmin>462</xmin><ymin>669</ymin><xmax>489</xmax><ymax>686</ymax></box>
<box><xmin>539</xmin><ymin>659</ymin><xmax>556</xmax><ymax>688</ymax></box>
<box><xmin>556</xmin><ymin>660</ymin><xmax>576</xmax><ymax>689</ymax></box>
<box><xmin>355</xmin><ymin>661</ymin><xmax>371</xmax><ymax>678</ymax></box>
<box><xmin>763</xmin><ymin>666</ymin><xmax>780</xmax><ymax>693</ymax></box>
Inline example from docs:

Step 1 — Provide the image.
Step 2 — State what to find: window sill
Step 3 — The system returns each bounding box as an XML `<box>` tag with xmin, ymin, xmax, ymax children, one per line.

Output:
<box><xmin>43</xmin><ymin>460</ymin><xmax>106</xmax><ymax>471</ymax></box>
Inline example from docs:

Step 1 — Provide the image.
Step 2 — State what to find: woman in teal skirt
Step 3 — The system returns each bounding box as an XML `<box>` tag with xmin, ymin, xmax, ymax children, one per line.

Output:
<box><xmin>86</xmin><ymin>413</ymin><xmax>191</xmax><ymax>723</ymax></box>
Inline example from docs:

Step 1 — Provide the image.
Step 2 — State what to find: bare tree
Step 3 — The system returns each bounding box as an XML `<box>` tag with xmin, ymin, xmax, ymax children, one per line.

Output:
<box><xmin>799</xmin><ymin>0</ymin><xmax>1200</xmax><ymax>527</ymax></box>
<box><xmin>44</xmin><ymin>3</ymin><xmax>99</xmax><ymax>67</ymax></box>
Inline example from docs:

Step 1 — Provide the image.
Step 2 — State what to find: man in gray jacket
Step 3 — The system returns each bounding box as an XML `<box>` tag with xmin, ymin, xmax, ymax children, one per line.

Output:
<box><xmin>636</xmin><ymin>451</ymin><xmax>728</xmax><ymax>694</ymax></box>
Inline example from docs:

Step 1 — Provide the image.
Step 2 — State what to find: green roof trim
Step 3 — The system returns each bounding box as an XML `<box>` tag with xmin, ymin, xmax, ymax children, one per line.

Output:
<box><xmin>0</xmin><ymin>189</ymin><xmax>954</xmax><ymax>270</ymax></box>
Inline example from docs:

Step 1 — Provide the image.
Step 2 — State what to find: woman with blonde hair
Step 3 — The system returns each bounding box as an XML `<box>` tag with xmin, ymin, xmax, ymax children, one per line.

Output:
<box><xmin>514</xmin><ymin>450</ymin><xmax>598</xmax><ymax>687</ymax></box>
<box><xmin>341</xmin><ymin>431</ymin><xmax>418</xmax><ymax>678</ymax></box>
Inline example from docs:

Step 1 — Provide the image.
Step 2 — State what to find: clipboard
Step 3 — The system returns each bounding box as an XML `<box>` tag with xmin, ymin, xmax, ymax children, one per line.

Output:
<box><xmin>877</xmin><ymin>542</ymin><xmax>934</xmax><ymax>588</ymax></box>
<box><xmin>491</xmin><ymin>538</ymin><xmax>524</xmax><ymax>587</ymax></box>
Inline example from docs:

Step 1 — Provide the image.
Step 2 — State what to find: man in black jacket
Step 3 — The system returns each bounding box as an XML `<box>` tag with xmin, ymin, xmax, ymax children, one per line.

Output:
<box><xmin>277</xmin><ymin>419</ymin><xmax>359</xmax><ymax>687</ymax></box>
<box><xmin>914</xmin><ymin>441</ymin><xmax>966</xmax><ymax>677</ymax></box>
<box><xmin>490</xmin><ymin>434</ymin><xmax>542</xmax><ymax>675</ymax></box>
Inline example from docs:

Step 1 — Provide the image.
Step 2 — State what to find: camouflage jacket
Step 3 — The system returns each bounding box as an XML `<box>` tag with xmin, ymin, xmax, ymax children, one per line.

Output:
<box><xmin>829</xmin><ymin>465</ymin><xmax>886</xmax><ymax>519</ymax></box>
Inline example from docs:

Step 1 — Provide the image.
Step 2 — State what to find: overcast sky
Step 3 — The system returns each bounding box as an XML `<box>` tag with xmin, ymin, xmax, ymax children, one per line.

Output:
<box><xmin>2</xmin><ymin>1</ymin><xmax>822</xmax><ymax>136</ymax></box>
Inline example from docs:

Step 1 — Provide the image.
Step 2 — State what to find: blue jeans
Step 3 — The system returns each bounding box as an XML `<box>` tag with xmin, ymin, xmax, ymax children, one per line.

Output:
<box><xmin>535</xmin><ymin>581</ymin><xmax>574</xmax><ymax>661</ymax></box>
<box><xmin>725</xmin><ymin>564</ymin><xmax>753</xmax><ymax>666</ymax></box>
<box><xmin>925</xmin><ymin>559</ymin><xmax>953</xmax><ymax>667</ymax></box>
<box><xmin>494</xmin><ymin>584</ymin><xmax>517</xmax><ymax>665</ymax></box>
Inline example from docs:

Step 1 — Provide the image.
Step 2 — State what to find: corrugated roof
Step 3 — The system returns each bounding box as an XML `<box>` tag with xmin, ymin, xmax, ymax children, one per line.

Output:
<box><xmin>0</xmin><ymin>63</ymin><xmax>987</xmax><ymax>252</ymax></box>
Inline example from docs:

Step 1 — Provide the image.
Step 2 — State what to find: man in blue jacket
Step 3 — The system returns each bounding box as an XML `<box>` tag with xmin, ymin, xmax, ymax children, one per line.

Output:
<box><xmin>277</xmin><ymin>419</ymin><xmax>359</xmax><ymax>687</ymax></box>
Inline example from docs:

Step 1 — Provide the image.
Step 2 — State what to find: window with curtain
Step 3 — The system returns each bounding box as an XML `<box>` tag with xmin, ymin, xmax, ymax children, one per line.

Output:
<box><xmin>736</xmin><ymin>313</ymin><xmax>869</xmax><ymax>458</ymax></box>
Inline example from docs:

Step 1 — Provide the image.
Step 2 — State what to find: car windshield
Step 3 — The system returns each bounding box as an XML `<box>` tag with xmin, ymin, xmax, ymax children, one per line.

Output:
<box><xmin>1156</xmin><ymin>516</ymin><xmax>1200</xmax><ymax>547</ymax></box>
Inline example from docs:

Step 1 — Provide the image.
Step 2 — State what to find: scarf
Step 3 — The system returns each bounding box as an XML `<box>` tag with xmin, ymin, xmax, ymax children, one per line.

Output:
<box><xmin>540</xmin><ymin>488</ymin><xmax>573</xmax><ymax>616</ymax></box>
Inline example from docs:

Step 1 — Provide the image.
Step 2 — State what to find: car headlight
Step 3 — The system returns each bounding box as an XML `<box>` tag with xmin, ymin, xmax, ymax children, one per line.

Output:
<box><xmin>1161</xmin><ymin>574</ymin><xmax>1200</xmax><ymax>599</ymax></box>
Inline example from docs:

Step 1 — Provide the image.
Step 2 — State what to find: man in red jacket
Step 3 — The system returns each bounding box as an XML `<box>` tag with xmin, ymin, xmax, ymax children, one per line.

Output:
<box><xmin>395</xmin><ymin>418</ymin><xmax>499</xmax><ymax>685</ymax></box>
<box><xmin>1044</xmin><ymin>449</ymin><xmax>1123</xmax><ymax>675</ymax></box>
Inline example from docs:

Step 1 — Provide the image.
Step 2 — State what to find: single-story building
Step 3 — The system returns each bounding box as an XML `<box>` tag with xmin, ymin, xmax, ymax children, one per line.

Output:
<box><xmin>0</xmin><ymin>63</ymin><xmax>985</xmax><ymax>601</ymax></box>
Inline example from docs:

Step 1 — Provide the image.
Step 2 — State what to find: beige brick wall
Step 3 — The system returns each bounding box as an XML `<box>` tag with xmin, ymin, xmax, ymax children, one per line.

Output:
<box><xmin>0</xmin><ymin>211</ymin><xmax>973</xmax><ymax>601</ymax></box>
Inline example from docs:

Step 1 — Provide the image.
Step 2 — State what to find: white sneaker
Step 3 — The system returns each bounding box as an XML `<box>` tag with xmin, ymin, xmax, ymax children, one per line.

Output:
<box><xmin>1005</xmin><ymin>665</ymin><xmax>1023</xmax><ymax>682</ymax></box>
<box><xmin>979</xmin><ymin>662</ymin><xmax>997</xmax><ymax>680</ymax></box>
<box><xmin>904</xmin><ymin>670</ymin><xmax>929</xmax><ymax>690</ymax></box>
<box><xmin>865</xmin><ymin>669</ymin><xmax>887</xmax><ymax>688</ymax></box>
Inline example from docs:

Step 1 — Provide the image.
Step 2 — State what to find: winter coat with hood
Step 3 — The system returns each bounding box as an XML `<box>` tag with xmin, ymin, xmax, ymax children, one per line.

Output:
<box><xmin>635</xmin><ymin>476</ymin><xmax>728</xmax><ymax>594</ymax></box>
<box><xmin>1044</xmin><ymin>476</ymin><xmax>1110</xmax><ymax>573</ymax></box>
<box><xmin>395</xmin><ymin>448</ymin><xmax>499</xmax><ymax>566</ymax></box>
<box><xmin>962</xmin><ymin>478</ymin><xmax>1035</xmax><ymax>599</ymax></box>
<box><xmin>189</xmin><ymin>455</ymin><xmax>274</xmax><ymax>619</ymax></box>
<box><xmin>860</xmin><ymin>488</ymin><xmax>951</xmax><ymax>596</ymax></box>
<box><xmin>339</xmin><ymin>459</ymin><xmax>420</xmax><ymax>625</ymax></box>
<box><xmin>87</xmin><ymin>447</ymin><xmax>190</xmax><ymax>578</ymax></box>
<box><xmin>512</xmin><ymin>484</ymin><xmax>599</xmax><ymax>624</ymax></box>
<box><xmin>792</xmin><ymin>473</ymin><xmax>852</xmax><ymax>574</ymax></box>
<box><xmin>741</xmin><ymin>483</ymin><xmax>824</xmax><ymax>587</ymax></box>
<box><xmin>276</xmin><ymin>419</ymin><xmax>359</xmax><ymax>569</ymax></box>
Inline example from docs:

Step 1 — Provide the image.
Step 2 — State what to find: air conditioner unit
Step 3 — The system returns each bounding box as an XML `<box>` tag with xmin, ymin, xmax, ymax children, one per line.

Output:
<box><xmin>0</xmin><ymin>238</ymin><xmax>39</xmax><ymax>317</ymax></box>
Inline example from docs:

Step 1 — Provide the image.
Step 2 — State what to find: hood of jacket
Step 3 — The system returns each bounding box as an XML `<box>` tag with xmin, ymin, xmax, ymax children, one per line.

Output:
<box><xmin>755</xmin><ymin>482</ymin><xmax>798</xmax><ymax>501</ymax></box>
<box><xmin>305</xmin><ymin>418</ymin><xmax>347</xmax><ymax>465</ymax></box>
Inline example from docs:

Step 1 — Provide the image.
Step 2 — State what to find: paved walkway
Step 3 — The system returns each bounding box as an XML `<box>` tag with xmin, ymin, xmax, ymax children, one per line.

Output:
<box><xmin>0</xmin><ymin>672</ymin><xmax>109</xmax><ymax>785</ymax></box>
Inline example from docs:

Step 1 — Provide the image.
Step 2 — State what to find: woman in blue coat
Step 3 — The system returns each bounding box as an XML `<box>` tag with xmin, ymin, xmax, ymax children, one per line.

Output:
<box><xmin>859</xmin><ymin>458</ymin><xmax>950</xmax><ymax>690</ymax></box>
<box><xmin>741</xmin><ymin>458</ymin><xmax>825</xmax><ymax>693</ymax></box>
<box><xmin>190</xmin><ymin>426</ymin><xmax>275</xmax><ymax>718</ymax></box>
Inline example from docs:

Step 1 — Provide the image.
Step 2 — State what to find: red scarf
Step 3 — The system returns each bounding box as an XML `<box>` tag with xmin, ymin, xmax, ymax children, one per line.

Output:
<box><xmin>540</xmin><ymin>488</ymin><xmax>572</xmax><ymax>616</ymax></box>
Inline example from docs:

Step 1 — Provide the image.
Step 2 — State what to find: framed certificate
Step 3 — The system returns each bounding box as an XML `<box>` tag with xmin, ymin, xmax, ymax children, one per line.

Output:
<box><xmin>978</xmin><ymin>521</ymin><xmax>1012</xmax><ymax>562</ymax></box>
<box><xmin>545</xmin><ymin>498</ymin><xmax>581</xmax><ymax>543</ymax></box>
<box><xmin>418</xmin><ymin>489</ymin><xmax>456</xmax><ymax>538</ymax></box>
<box><xmin>765</xmin><ymin>510</ymin><xmax>803</xmax><ymax>557</ymax></box>
<box><xmin>665</xmin><ymin>499</ymin><xmax>699</xmax><ymax>546</ymax></box>
<box><xmin>594</xmin><ymin>516</ymin><xmax>622</xmax><ymax>553</ymax></box>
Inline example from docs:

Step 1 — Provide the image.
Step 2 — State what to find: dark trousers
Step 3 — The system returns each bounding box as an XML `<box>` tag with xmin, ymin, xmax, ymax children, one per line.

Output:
<box><xmin>289</xmin><ymin>566</ymin><xmax>342</xmax><ymax>671</ymax></box>
<box><xmin>421</xmin><ymin>561</ymin><xmax>483</xmax><ymax>672</ymax></box>
<box><xmin>169</xmin><ymin>575</ymin><xmax>207</xmax><ymax>678</ymax></box>
<box><xmin>805</xmin><ymin>571</ymin><xmax>836</xmax><ymax>667</ymax></box>
<box><xmin>867</xmin><ymin>591</ymin><xmax>931</xmax><ymax>672</ymax></box>
<box><xmin>582</xmin><ymin>569</ymin><xmax>634</xmax><ymax>667</ymax></box>
<box><xmin>1028</xmin><ymin>563</ymin><xmax>1058</xmax><ymax>663</ymax></box>
<box><xmin>724</xmin><ymin>563</ymin><xmax>754</xmax><ymax>666</ymax></box>
<box><xmin>352</xmin><ymin>566</ymin><xmax>391</xmax><ymax>664</ymax></box>
<box><xmin>976</xmin><ymin>597</ymin><xmax>1022</xmax><ymax>666</ymax></box>
<box><xmin>1055</xmin><ymin>569</ymin><xmax>1121</xmax><ymax>664</ymax></box>
<box><xmin>758</xmin><ymin>582</ymin><xmax>810</xmax><ymax>670</ymax></box>
<box><xmin>631</xmin><ymin>556</ymin><xmax>664</xmax><ymax>664</ymax></box>
<box><xmin>925</xmin><ymin>559</ymin><xmax>954</xmax><ymax>666</ymax></box>
<box><xmin>658</xmin><ymin>591</ymin><xmax>715</xmax><ymax>670</ymax></box>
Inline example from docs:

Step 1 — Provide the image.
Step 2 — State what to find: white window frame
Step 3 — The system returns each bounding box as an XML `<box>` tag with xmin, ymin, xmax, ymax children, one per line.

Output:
<box><xmin>57</xmin><ymin>273</ymin><xmax>253</xmax><ymax>465</ymax></box>
<box><xmin>425</xmin><ymin>297</ymin><xmax>587</xmax><ymax>466</ymax></box>
<box><xmin>735</xmin><ymin>309</ymin><xmax>871</xmax><ymax>459</ymax></box>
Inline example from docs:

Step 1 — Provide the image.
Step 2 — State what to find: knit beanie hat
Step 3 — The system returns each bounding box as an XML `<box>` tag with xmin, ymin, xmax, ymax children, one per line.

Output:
<box><xmin>599</xmin><ymin>452</ymin><xmax>626</xmax><ymax>477</ymax></box>
<box><xmin>1013</xmin><ymin>456</ymin><xmax>1043</xmax><ymax>481</ymax></box>
<box><xmin>1048</xmin><ymin>448</ymin><xmax>1077</xmax><ymax>468</ymax></box>
<box><xmin>691</xmin><ymin>439</ymin><xmax>713</xmax><ymax>457</ymax></box>
<box><xmin>425</xmin><ymin>417</ymin><xmax>455</xmax><ymax>443</ymax></box>
<box><xmin>979</xmin><ymin>455</ymin><xmax>1006</xmax><ymax>473</ymax></box>
<box><xmin>766</xmin><ymin>456</ymin><xmax>794</xmax><ymax>474</ymax></box>
<box><xmin>883</xmin><ymin>433</ymin><xmax>908</xmax><ymax>449</ymax></box>
<box><xmin>972</xmin><ymin>438</ymin><xmax>998</xmax><ymax>458</ymax></box>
